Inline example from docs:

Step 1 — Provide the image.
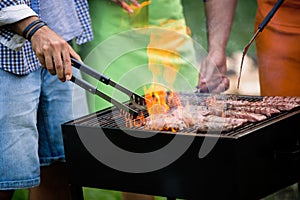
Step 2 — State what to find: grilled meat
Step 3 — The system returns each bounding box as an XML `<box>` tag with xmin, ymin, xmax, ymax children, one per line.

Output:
<box><xmin>196</xmin><ymin>120</ymin><xmax>245</xmax><ymax>133</ymax></box>
<box><xmin>262</xmin><ymin>96</ymin><xmax>300</xmax><ymax>104</ymax></box>
<box><xmin>231</xmin><ymin>106</ymin><xmax>280</xmax><ymax>117</ymax></box>
<box><xmin>145</xmin><ymin>106</ymin><xmax>248</xmax><ymax>132</ymax></box>
<box><xmin>145</xmin><ymin>113</ymin><xmax>187</xmax><ymax>132</ymax></box>
<box><xmin>224</xmin><ymin>110</ymin><xmax>267</xmax><ymax>122</ymax></box>
<box><xmin>143</xmin><ymin>95</ymin><xmax>300</xmax><ymax>133</ymax></box>
<box><xmin>195</xmin><ymin>115</ymin><xmax>248</xmax><ymax>133</ymax></box>
<box><xmin>245</xmin><ymin>96</ymin><xmax>300</xmax><ymax>111</ymax></box>
<box><xmin>251</xmin><ymin>101</ymin><xmax>299</xmax><ymax>111</ymax></box>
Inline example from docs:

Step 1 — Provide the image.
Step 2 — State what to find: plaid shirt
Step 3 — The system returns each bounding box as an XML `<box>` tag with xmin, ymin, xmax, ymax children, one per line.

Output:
<box><xmin>0</xmin><ymin>0</ymin><xmax>93</xmax><ymax>75</ymax></box>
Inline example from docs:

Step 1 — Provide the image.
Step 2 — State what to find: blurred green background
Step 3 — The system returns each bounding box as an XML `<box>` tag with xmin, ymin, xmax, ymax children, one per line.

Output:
<box><xmin>182</xmin><ymin>0</ymin><xmax>257</xmax><ymax>57</ymax></box>
<box><xmin>12</xmin><ymin>0</ymin><xmax>259</xmax><ymax>200</ymax></box>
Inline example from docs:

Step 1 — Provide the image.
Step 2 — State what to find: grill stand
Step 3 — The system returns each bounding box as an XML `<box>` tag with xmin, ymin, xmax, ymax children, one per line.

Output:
<box><xmin>70</xmin><ymin>185</ymin><xmax>84</xmax><ymax>200</ymax></box>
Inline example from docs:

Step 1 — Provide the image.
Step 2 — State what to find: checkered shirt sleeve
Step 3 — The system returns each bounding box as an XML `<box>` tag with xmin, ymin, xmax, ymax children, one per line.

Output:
<box><xmin>74</xmin><ymin>0</ymin><xmax>93</xmax><ymax>45</ymax></box>
<box><xmin>0</xmin><ymin>0</ymin><xmax>93</xmax><ymax>75</ymax></box>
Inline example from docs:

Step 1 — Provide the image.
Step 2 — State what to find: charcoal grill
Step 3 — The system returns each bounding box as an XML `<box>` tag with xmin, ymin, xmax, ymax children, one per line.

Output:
<box><xmin>62</xmin><ymin>94</ymin><xmax>300</xmax><ymax>200</ymax></box>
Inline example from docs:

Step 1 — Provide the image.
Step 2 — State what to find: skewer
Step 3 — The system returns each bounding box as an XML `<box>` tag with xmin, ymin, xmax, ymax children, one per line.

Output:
<box><xmin>237</xmin><ymin>29</ymin><xmax>259</xmax><ymax>89</ymax></box>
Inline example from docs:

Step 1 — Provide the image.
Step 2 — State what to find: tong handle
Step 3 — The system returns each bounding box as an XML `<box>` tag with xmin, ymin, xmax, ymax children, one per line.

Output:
<box><xmin>71</xmin><ymin>58</ymin><xmax>110</xmax><ymax>84</ymax></box>
<box><xmin>258</xmin><ymin>0</ymin><xmax>284</xmax><ymax>31</ymax></box>
<box><xmin>71</xmin><ymin>58</ymin><xmax>148</xmax><ymax>107</ymax></box>
<box><xmin>70</xmin><ymin>76</ymin><xmax>139</xmax><ymax>117</ymax></box>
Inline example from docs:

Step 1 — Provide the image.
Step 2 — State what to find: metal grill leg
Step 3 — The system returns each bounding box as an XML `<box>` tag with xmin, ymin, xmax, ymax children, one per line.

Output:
<box><xmin>70</xmin><ymin>185</ymin><xmax>84</xmax><ymax>200</ymax></box>
<box><xmin>297</xmin><ymin>182</ymin><xmax>300</xmax><ymax>196</ymax></box>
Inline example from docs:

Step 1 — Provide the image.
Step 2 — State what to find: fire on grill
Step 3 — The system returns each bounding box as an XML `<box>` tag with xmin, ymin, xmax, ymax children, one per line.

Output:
<box><xmin>126</xmin><ymin>90</ymin><xmax>300</xmax><ymax>133</ymax></box>
<box><xmin>69</xmin><ymin>57</ymin><xmax>300</xmax><ymax>135</ymax></box>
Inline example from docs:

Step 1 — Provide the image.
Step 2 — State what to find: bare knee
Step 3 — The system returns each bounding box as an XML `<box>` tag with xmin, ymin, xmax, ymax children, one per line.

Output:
<box><xmin>29</xmin><ymin>162</ymin><xmax>71</xmax><ymax>200</ymax></box>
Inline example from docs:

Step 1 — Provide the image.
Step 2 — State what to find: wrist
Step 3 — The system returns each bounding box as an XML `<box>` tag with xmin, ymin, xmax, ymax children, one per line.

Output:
<box><xmin>207</xmin><ymin>48</ymin><xmax>226</xmax><ymax>59</ymax></box>
<box><xmin>10</xmin><ymin>16</ymin><xmax>40</xmax><ymax>36</ymax></box>
<box><xmin>206</xmin><ymin>48</ymin><xmax>227</xmax><ymax>70</ymax></box>
<box><xmin>25</xmin><ymin>20</ymin><xmax>47</xmax><ymax>41</ymax></box>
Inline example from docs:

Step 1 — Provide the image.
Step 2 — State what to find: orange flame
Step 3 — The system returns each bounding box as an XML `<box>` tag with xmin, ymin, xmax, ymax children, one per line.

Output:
<box><xmin>133</xmin><ymin>112</ymin><xmax>146</xmax><ymax>127</ymax></box>
<box><xmin>144</xmin><ymin>84</ymin><xmax>169</xmax><ymax>115</ymax></box>
<box><xmin>123</xmin><ymin>9</ymin><xmax>193</xmax><ymax>130</ymax></box>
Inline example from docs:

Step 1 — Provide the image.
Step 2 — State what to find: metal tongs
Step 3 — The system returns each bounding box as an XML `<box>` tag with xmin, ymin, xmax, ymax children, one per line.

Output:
<box><xmin>237</xmin><ymin>0</ymin><xmax>285</xmax><ymax>89</ymax></box>
<box><xmin>70</xmin><ymin>58</ymin><xmax>148</xmax><ymax>118</ymax></box>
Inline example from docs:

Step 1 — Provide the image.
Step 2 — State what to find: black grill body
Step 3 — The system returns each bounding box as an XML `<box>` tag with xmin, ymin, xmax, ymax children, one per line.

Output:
<box><xmin>62</xmin><ymin>95</ymin><xmax>300</xmax><ymax>200</ymax></box>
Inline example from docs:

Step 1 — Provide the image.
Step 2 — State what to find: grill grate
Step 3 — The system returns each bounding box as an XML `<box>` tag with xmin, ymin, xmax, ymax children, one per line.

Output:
<box><xmin>73</xmin><ymin>94</ymin><xmax>299</xmax><ymax>138</ymax></box>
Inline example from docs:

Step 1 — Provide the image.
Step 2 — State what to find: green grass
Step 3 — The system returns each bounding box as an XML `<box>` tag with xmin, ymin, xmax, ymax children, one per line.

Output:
<box><xmin>12</xmin><ymin>190</ymin><xmax>28</xmax><ymax>200</ymax></box>
<box><xmin>83</xmin><ymin>188</ymin><xmax>122</xmax><ymax>200</ymax></box>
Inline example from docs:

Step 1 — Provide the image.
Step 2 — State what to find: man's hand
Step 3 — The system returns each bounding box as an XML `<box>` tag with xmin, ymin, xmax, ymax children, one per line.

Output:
<box><xmin>197</xmin><ymin>50</ymin><xmax>230</xmax><ymax>93</ymax></box>
<box><xmin>111</xmin><ymin>0</ymin><xmax>141</xmax><ymax>13</ymax></box>
<box><xmin>30</xmin><ymin>25</ymin><xmax>81</xmax><ymax>82</ymax></box>
<box><xmin>9</xmin><ymin>16</ymin><xmax>81</xmax><ymax>82</ymax></box>
<box><xmin>198</xmin><ymin>0</ymin><xmax>237</xmax><ymax>93</ymax></box>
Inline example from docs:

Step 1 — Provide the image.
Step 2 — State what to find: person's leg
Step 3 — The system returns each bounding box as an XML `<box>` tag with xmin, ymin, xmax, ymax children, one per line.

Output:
<box><xmin>0</xmin><ymin>190</ymin><xmax>14</xmax><ymax>200</ymax></box>
<box><xmin>29</xmin><ymin>162</ymin><xmax>71</xmax><ymax>200</ymax></box>
<box><xmin>29</xmin><ymin>69</ymin><xmax>75</xmax><ymax>200</ymax></box>
<box><xmin>0</xmin><ymin>69</ymin><xmax>41</xmax><ymax>199</ymax></box>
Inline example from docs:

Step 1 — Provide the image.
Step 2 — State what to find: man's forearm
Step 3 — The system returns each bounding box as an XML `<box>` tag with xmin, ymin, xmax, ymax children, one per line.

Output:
<box><xmin>8</xmin><ymin>16</ymin><xmax>40</xmax><ymax>36</ymax></box>
<box><xmin>0</xmin><ymin>4</ymin><xmax>38</xmax><ymax>36</ymax></box>
<box><xmin>0</xmin><ymin>4</ymin><xmax>38</xmax><ymax>50</ymax></box>
<box><xmin>204</xmin><ymin>0</ymin><xmax>237</xmax><ymax>52</ymax></box>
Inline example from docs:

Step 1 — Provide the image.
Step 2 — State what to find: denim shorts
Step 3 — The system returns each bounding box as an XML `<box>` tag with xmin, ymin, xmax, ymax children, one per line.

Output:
<box><xmin>0</xmin><ymin>67</ymin><xmax>86</xmax><ymax>190</ymax></box>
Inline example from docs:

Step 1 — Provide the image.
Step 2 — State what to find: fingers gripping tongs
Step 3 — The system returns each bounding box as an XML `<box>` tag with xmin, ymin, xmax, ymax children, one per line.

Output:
<box><xmin>70</xmin><ymin>58</ymin><xmax>148</xmax><ymax>118</ymax></box>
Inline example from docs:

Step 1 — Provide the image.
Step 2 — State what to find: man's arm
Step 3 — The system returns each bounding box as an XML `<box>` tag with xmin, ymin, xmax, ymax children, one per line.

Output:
<box><xmin>205</xmin><ymin>0</ymin><xmax>237</xmax><ymax>56</ymax></box>
<box><xmin>7</xmin><ymin>16</ymin><xmax>81</xmax><ymax>82</ymax></box>
<box><xmin>0</xmin><ymin>1</ymin><xmax>83</xmax><ymax>82</ymax></box>
<box><xmin>0</xmin><ymin>3</ymin><xmax>37</xmax><ymax>50</ymax></box>
<box><xmin>197</xmin><ymin>0</ymin><xmax>237</xmax><ymax>93</ymax></box>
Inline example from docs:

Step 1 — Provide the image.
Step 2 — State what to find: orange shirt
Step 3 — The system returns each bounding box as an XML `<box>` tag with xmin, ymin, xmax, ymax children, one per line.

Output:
<box><xmin>255</xmin><ymin>0</ymin><xmax>300</xmax><ymax>96</ymax></box>
<box><xmin>256</xmin><ymin>0</ymin><xmax>300</xmax><ymax>34</ymax></box>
